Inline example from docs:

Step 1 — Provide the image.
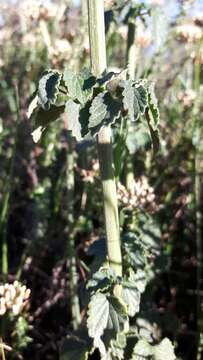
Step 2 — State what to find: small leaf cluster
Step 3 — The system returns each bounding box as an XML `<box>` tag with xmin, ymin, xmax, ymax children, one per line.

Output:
<box><xmin>28</xmin><ymin>68</ymin><xmax>159</xmax><ymax>151</ymax></box>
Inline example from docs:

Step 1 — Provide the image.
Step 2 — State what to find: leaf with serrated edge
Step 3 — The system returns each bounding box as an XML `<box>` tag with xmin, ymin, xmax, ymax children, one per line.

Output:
<box><xmin>89</xmin><ymin>93</ymin><xmax>107</xmax><ymax>133</ymax></box>
<box><xmin>65</xmin><ymin>99</ymin><xmax>82</xmax><ymax>141</ymax></box>
<box><xmin>134</xmin><ymin>83</ymin><xmax>148</xmax><ymax>115</ymax></box>
<box><xmin>31</xmin><ymin>105</ymin><xmax>65</xmax><ymax>143</ymax></box>
<box><xmin>87</xmin><ymin>293</ymin><xmax>128</xmax><ymax>357</ymax></box>
<box><xmin>86</xmin><ymin>267</ymin><xmax>116</xmax><ymax>294</ymax></box>
<box><xmin>87</xmin><ymin>293</ymin><xmax>109</xmax><ymax>341</ymax></box>
<box><xmin>38</xmin><ymin>70</ymin><xmax>62</xmax><ymax>110</ymax></box>
<box><xmin>27</xmin><ymin>95</ymin><xmax>38</xmax><ymax>119</ymax></box>
<box><xmin>64</xmin><ymin>68</ymin><xmax>95</xmax><ymax>105</ymax></box>
<box><xmin>153</xmin><ymin>338</ymin><xmax>176</xmax><ymax>360</ymax></box>
<box><xmin>32</xmin><ymin>126</ymin><xmax>44</xmax><ymax>143</ymax></box>
<box><xmin>60</xmin><ymin>336</ymin><xmax>90</xmax><ymax>360</ymax></box>
<box><xmin>132</xmin><ymin>339</ymin><xmax>153</xmax><ymax>359</ymax></box>
<box><xmin>121</xmin><ymin>80</ymin><xmax>148</xmax><ymax>122</ymax></box>
<box><xmin>146</xmin><ymin>82</ymin><xmax>160</xmax><ymax>153</ymax></box>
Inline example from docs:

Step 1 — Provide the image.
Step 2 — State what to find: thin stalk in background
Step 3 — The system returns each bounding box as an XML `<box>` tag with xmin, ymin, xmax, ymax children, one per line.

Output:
<box><xmin>87</xmin><ymin>0</ymin><xmax>122</xmax><ymax>284</ymax></box>
<box><xmin>125</xmin><ymin>17</ymin><xmax>136</xmax><ymax>190</ymax></box>
<box><xmin>0</xmin><ymin>85</ymin><xmax>20</xmax><ymax>282</ymax></box>
<box><xmin>65</xmin><ymin>129</ymin><xmax>80</xmax><ymax>330</ymax></box>
<box><xmin>194</xmin><ymin>38</ymin><xmax>203</xmax><ymax>360</ymax></box>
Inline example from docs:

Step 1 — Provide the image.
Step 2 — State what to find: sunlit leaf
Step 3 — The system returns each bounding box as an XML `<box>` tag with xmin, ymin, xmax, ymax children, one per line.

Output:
<box><xmin>64</xmin><ymin>68</ymin><xmax>95</xmax><ymax>105</ymax></box>
<box><xmin>153</xmin><ymin>338</ymin><xmax>176</xmax><ymax>360</ymax></box>
<box><xmin>31</xmin><ymin>105</ymin><xmax>65</xmax><ymax>143</ymax></box>
<box><xmin>38</xmin><ymin>70</ymin><xmax>62</xmax><ymax>110</ymax></box>
<box><xmin>65</xmin><ymin>99</ymin><xmax>82</xmax><ymax>141</ymax></box>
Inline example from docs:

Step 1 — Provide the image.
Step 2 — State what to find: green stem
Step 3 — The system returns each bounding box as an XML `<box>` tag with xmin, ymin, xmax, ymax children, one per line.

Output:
<box><xmin>87</xmin><ymin>0</ymin><xmax>122</xmax><ymax>281</ymax></box>
<box><xmin>66</xmin><ymin>131</ymin><xmax>80</xmax><ymax>330</ymax></box>
<box><xmin>193</xmin><ymin>38</ymin><xmax>203</xmax><ymax>360</ymax></box>
<box><xmin>126</xmin><ymin>20</ymin><xmax>136</xmax><ymax>80</ymax></box>
<box><xmin>1</xmin><ymin>86</ymin><xmax>20</xmax><ymax>282</ymax></box>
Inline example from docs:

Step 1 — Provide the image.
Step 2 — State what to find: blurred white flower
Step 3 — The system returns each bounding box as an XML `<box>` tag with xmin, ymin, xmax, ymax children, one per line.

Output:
<box><xmin>176</xmin><ymin>23</ymin><xmax>202</xmax><ymax>43</ymax></box>
<box><xmin>0</xmin><ymin>281</ymin><xmax>31</xmax><ymax>317</ymax></box>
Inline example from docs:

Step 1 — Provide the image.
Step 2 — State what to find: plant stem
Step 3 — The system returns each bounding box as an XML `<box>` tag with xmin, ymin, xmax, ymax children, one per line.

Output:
<box><xmin>87</xmin><ymin>0</ymin><xmax>122</xmax><ymax>280</ymax></box>
<box><xmin>126</xmin><ymin>20</ymin><xmax>136</xmax><ymax>80</ymax></box>
<box><xmin>66</xmin><ymin>130</ymin><xmax>80</xmax><ymax>330</ymax></box>
<box><xmin>1</xmin><ymin>85</ymin><xmax>20</xmax><ymax>282</ymax></box>
<box><xmin>194</xmin><ymin>38</ymin><xmax>203</xmax><ymax>360</ymax></box>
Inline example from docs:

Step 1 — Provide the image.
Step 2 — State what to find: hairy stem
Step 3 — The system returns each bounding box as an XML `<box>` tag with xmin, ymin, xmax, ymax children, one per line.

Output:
<box><xmin>87</xmin><ymin>0</ymin><xmax>122</xmax><ymax>280</ymax></box>
<box><xmin>1</xmin><ymin>86</ymin><xmax>20</xmax><ymax>282</ymax></box>
<box><xmin>66</xmin><ymin>131</ymin><xmax>80</xmax><ymax>330</ymax></box>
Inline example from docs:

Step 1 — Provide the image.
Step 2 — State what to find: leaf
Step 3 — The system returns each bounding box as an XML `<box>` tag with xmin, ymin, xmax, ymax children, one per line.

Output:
<box><xmin>89</xmin><ymin>93</ymin><xmax>108</xmax><ymax>133</ymax></box>
<box><xmin>31</xmin><ymin>105</ymin><xmax>65</xmax><ymax>143</ymax></box>
<box><xmin>146</xmin><ymin>82</ymin><xmax>160</xmax><ymax>153</ymax></box>
<box><xmin>87</xmin><ymin>293</ymin><xmax>128</xmax><ymax>356</ymax></box>
<box><xmin>132</xmin><ymin>339</ymin><xmax>153</xmax><ymax>359</ymax></box>
<box><xmin>126</xmin><ymin>122</ymin><xmax>151</xmax><ymax>154</ymax></box>
<box><xmin>122</xmin><ymin>282</ymin><xmax>140</xmax><ymax>317</ymax></box>
<box><xmin>87</xmin><ymin>293</ymin><xmax>109</xmax><ymax>341</ymax></box>
<box><xmin>121</xmin><ymin>80</ymin><xmax>148</xmax><ymax>122</ymax></box>
<box><xmin>27</xmin><ymin>95</ymin><xmax>38</xmax><ymax>119</ymax></box>
<box><xmin>121</xmin><ymin>269</ymin><xmax>146</xmax><ymax>317</ymax></box>
<box><xmin>133</xmin><ymin>269</ymin><xmax>147</xmax><ymax>294</ymax></box>
<box><xmin>64</xmin><ymin>68</ymin><xmax>95</xmax><ymax>105</ymax></box>
<box><xmin>109</xmin><ymin>332</ymin><xmax>127</xmax><ymax>360</ymax></box>
<box><xmin>60</xmin><ymin>329</ymin><xmax>93</xmax><ymax>360</ymax></box>
<box><xmin>38</xmin><ymin>70</ymin><xmax>62</xmax><ymax>110</ymax></box>
<box><xmin>86</xmin><ymin>267</ymin><xmax>116</xmax><ymax>295</ymax></box>
<box><xmin>153</xmin><ymin>338</ymin><xmax>176</xmax><ymax>360</ymax></box>
<box><xmin>65</xmin><ymin>99</ymin><xmax>82</xmax><ymax>141</ymax></box>
<box><xmin>31</xmin><ymin>126</ymin><xmax>44</xmax><ymax>143</ymax></box>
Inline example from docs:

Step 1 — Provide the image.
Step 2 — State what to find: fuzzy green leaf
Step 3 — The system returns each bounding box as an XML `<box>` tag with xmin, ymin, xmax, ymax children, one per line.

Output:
<box><xmin>89</xmin><ymin>93</ymin><xmax>108</xmax><ymax>133</ymax></box>
<box><xmin>109</xmin><ymin>332</ymin><xmax>127</xmax><ymax>360</ymax></box>
<box><xmin>146</xmin><ymin>83</ymin><xmax>160</xmax><ymax>153</ymax></box>
<box><xmin>88</xmin><ymin>92</ymin><xmax>121</xmax><ymax>136</ymax></box>
<box><xmin>31</xmin><ymin>105</ymin><xmax>65</xmax><ymax>143</ymax></box>
<box><xmin>64</xmin><ymin>68</ymin><xmax>95</xmax><ymax>105</ymax></box>
<box><xmin>121</xmin><ymin>80</ymin><xmax>148</xmax><ymax>122</ymax></box>
<box><xmin>65</xmin><ymin>99</ymin><xmax>82</xmax><ymax>141</ymax></box>
<box><xmin>60</xmin><ymin>330</ymin><xmax>93</xmax><ymax>360</ymax></box>
<box><xmin>153</xmin><ymin>338</ymin><xmax>176</xmax><ymax>360</ymax></box>
<box><xmin>87</xmin><ymin>293</ymin><xmax>128</xmax><ymax>356</ymax></box>
<box><xmin>126</xmin><ymin>122</ymin><xmax>151</xmax><ymax>154</ymax></box>
<box><xmin>132</xmin><ymin>339</ymin><xmax>153</xmax><ymax>359</ymax></box>
<box><xmin>122</xmin><ymin>283</ymin><xmax>140</xmax><ymax>317</ymax></box>
<box><xmin>38</xmin><ymin>70</ymin><xmax>62</xmax><ymax>110</ymax></box>
<box><xmin>86</xmin><ymin>267</ymin><xmax>116</xmax><ymax>295</ymax></box>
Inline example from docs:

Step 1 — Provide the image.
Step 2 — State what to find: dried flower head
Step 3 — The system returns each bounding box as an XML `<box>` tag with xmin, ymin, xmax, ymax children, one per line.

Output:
<box><xmin>117</xmin><ymin>177</ymin><xmax>157</xmax><ymax>212</ymax></box>
<box><xmin>0</xmin><ymin>281</ymin><xmax>31</xmax><ymax>316</ymax></box>
<box><xmin>177</xmin><ymin>89</ymin><xmax>196</xmax><ymax>108</ymax></box>
<box><xmin>21</xmin><ymin>0</ymin><xmax>56</xmax><ymax>22</ymax></box>
<box><xmin>176</xmin><ymin>23</ymin><xmax>202</xmax><ymax>43</ymax></box>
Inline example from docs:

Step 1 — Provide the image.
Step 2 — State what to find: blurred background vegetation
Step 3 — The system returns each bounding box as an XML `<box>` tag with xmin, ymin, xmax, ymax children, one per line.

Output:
<box><xmin>0</xmin><ymin>0</ymin><xmax>203</xmax><ymax>358</ymax></box>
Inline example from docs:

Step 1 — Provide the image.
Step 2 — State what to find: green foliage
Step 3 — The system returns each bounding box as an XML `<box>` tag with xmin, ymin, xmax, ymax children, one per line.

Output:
<box><xmin>64</xmin><ymin>68</ymin><xmax>96</xmax><ymax>105</ymax></box>
<box><xmin>121</xmin><ymin>80</ymin><xmax>148</xmax><ymax>122</ymax></box>
<box><xmin>60</xmin><ymin>329</ymin><xmax>93</xmax><ymax>360</ymax></box>
<box><xmin>131</xmin><ymin>338</ymin><xmax>176</xmax><ymax>360</ymax></box>
<box><xmin>12</xmin><ymin>316</ymin><xmax>32</xmax><ymax>351</ymax></box>
<box><xmin>87</xmin><ymin>292</ymin><xmax>128</xmax><ymax>357</ymax></box>
<box><xmin>29</xmin><ymin>68</ymin><xmax>160</xmax><ymax>152</ymax></box>
<box><xmin>38</xmin><ymin>70</ymin><xmax>62</xmax><ymax>110</ymax></box>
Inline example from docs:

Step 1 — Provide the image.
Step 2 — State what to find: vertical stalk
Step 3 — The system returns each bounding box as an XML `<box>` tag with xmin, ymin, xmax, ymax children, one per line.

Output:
<box><xmin>1</xmin><ymin>86</ymin><xmax>20</xmax><ymax>282</ymax></box>
<box><xmin>194</xmin><ymin>39</ymin><xmax>203</xmax><ymax>360</ymax></box>
<box><xmin>66</xmin><ymin>130</ymin><xmax>80</xmax><ymax>330</ymax></box>
<box><xmin>126</xmin><ymin>20</ymin><xmax>136</xmax><ymax>80</ymax></box>
<box><xmin>87</xmin><ymin>0</ymin><xmax>122</xmax><ymax>280</ymax></box>
<box><xmin>125</xmin><ymin>19</ymin><xmax>136</xmax><ymax>190</ymax></box>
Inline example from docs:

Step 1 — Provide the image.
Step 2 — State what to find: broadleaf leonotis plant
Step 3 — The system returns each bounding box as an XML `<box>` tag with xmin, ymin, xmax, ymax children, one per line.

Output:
<box><xmin>28</xmin><ymin>68</ymin><xmax>160</xmax><ymax>152</ymax></box>
<box><xmin>28</xmin><ymin>68</ymin><xmax>176</xmax><ymax>359</ymax></box>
